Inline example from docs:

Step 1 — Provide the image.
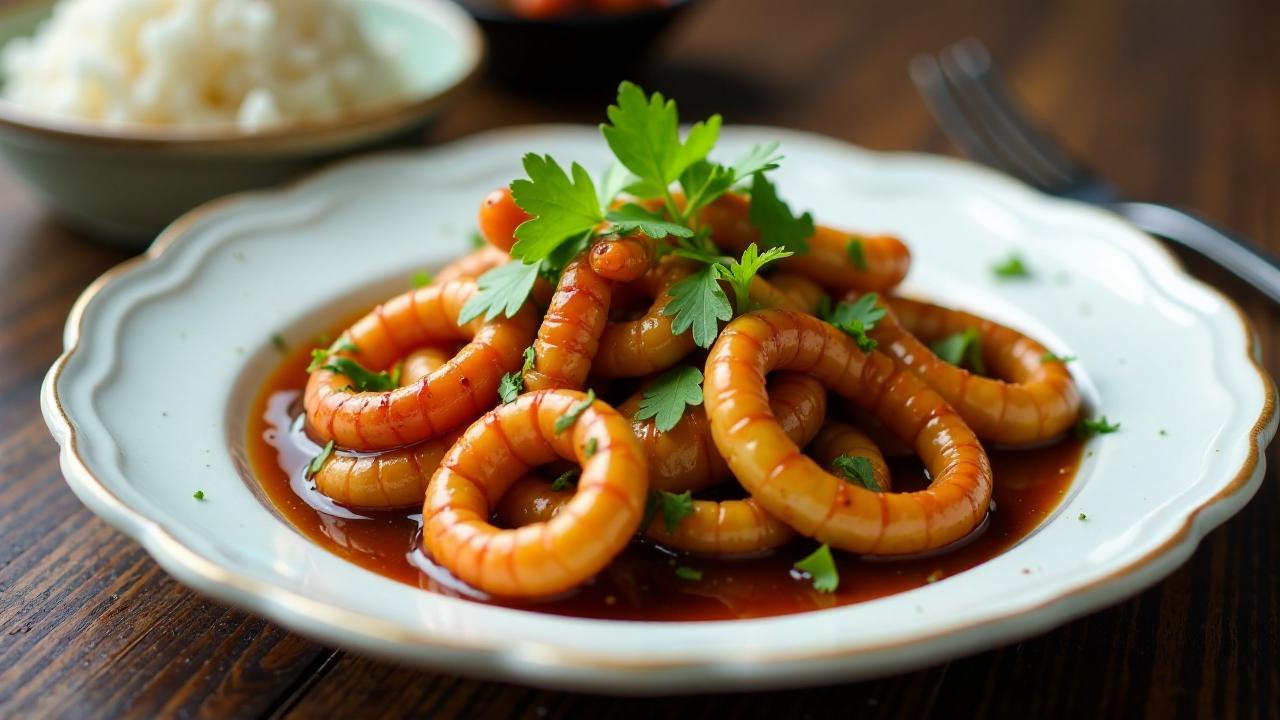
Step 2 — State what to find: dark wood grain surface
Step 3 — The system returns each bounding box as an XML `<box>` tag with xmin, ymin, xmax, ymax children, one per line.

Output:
<box><xmin>2</xmin><ymin>0</ymin><xmax>1277</xmax><ymax>716</ymax></box>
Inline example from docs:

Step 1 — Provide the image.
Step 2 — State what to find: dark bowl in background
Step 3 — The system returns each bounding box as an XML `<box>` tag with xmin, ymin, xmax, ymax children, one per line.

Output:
<box><xmin>455</xmin><ymin>0</ymin><xmax>692</xmax><ymax>87</ymax></box>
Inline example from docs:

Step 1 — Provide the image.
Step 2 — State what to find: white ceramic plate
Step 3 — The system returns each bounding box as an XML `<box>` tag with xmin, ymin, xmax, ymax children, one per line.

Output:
<box><xmin>42</xmin><ymin>126</ymin><xmax>1276</xmax><ymax>693</ymax></box>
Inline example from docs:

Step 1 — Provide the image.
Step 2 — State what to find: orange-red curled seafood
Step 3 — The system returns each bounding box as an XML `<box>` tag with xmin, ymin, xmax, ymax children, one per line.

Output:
<box><xmin>767</xmin><ymin>273</ymin><xmax>826</xmax><ymax>315</ymax></box>
<box><xmin>422</xmin><ymin>390</ymin><xmax>649</xmax><ymax>598</ymax></box>
<box><xmin>589</xmin><ymin>232</ymin><xmax>654</xmax><ymax>282</ymax></box>
<box><xmin>523</xmin><ymin>253</ymin><xmax>613</xmax><ymax>391</ymax></box>
<box><xmin>400</xmin><ymin>346</ymin><xmax>454</xmax><ymax>386</ymax></box>
<box><xmin>593</xmin><ymin>257</ymin><xmax>698</xmax><ymax>378</ymax></box>
<box><xmin>808</xmin><ymin>421</ymin><xmax>893</xmax><ymax>492</ymax></box>
<box><xmin>304</xmin><ymin>280</ymin><xmax>538</xmax><ymax>451</ymax></box>
<box><xmin>870</xmin><ymin>296</ymin><xmax>1082</xmax><ymax>445</ymax></box>
<box><xmin>477</xmin><ymin>187</ymin><xmax>530</xmax><ymax>253</ymax></box>
<box><xmin>704</xmin><ymin>309</ymin><xmax>993</xmax><ymax>555</ymax></box>
<box><xmin>620</xmin><ymin>372</ymin><xmax>828</xmax><ymax>494</ymax></box>
<box><xmin>699</xmin><ymin>193</ymin><xmax>910</xmax><ymax>294</ymax></box>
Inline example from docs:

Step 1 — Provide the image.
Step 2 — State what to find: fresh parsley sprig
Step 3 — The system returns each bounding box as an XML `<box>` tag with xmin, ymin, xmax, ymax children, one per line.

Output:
<box><xmin>1076</xmin><ymin>416</ymin><xmax>1121</xmax><ymax>439</ymax></box>
<box><xmin>635</xmin><ymin>365</ymin><xmax>704</xmax><ymax>432</ymax></box>
<box><xmin>643</xmin><ymin>489</ymin><xmax>695</xmax><ymax>534</ymax></box>
<box><xmin>498</xmin><ymin>345</ymin><xmax>536</xmax><ymax>404</ymax></box>
<box><xmin>715</xmin><ymin>243</ymin><xmax>793</xmax><ymax>313</ymax></box>
<box><xmin>823</xmin><ymin>293</ymin><xmax>887</xmax><ymax>352</ymax></box>
<box><xmin>554</xmin><ymin>389</ymin><xmax>597</xmax><ymax>435</ymax></box>
<box><xmin>321</xmin><ymin>357</ymin><xmax>398</xmax><ymax>392</ymax></box>
<box><xmin>930</xmin><ymin>328</ymin><xmax>987</xmax><ymax>374</ymax></box>
<box><xmin>832</xmin><ymin>455</ymin><xmax>882</xmax><ymax>493</ymax></box>
<box><xmin>793</xmin><ymin>544</ymin><xmax>839</xmax><ymax>593</ymax></box>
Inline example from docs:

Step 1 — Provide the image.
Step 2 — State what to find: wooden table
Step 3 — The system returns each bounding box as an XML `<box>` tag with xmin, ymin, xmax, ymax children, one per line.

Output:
<box><xmin>2</xmin><ymin>0</ymin><xmax>1277</xmax><ymax>716</ymax></box>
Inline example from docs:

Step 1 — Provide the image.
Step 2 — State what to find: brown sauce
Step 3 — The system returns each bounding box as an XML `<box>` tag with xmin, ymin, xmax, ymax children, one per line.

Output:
<box><xmin>245</xmin><ymin>339</ymin><xmax>1082</xmax><ymax>621</ymax></box>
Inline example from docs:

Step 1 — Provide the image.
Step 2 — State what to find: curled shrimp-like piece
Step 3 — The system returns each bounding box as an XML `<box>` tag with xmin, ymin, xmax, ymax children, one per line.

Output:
<box><xmin>593</xmin><ymin>258</ymin><xmax>699</xmax><ymax>378</ymax></box>
<box><xmin>808</xmin><ymin>421</ymin><xmax>893</xmax><ymax>492</ymax></box>
<box><xmin>869</xmin><ymin>296</ymin><xmax>1082</xmax><ymax>445</ymax></box>
<box><xmin>422</xmin><ymin>389</ymin><xmax>649</xmax><ymax>598</ymax></box>
<box><xmin>434</xmin><ymin>246</ymin><xmax>510</xmax><ymax>285</ymax></box>
<box><xmin>523</xmin><ymin>254</ymin><xmax>612</xmax><ymax>391</ymax></box>
<box><xmin>311</xmin><ymin>346</ymin><xmax>459</xmax><ymax>509</ymax></box>
<box><xmin>699</xmin><ymin>193</ymin><xmax>910</xmax><ymax>293</ymax></box>
<box><xmin>704</xmin><ymin>309</ymin><xmax>993</xmax><ymax>555</ymax></box>
<box><xmin>304</xmin><ymin>280</ymin><xmax>538</xmax><ymax>451</ymax></box>
<box><xmin>477</xmin><ymin>187</ymin><xmax>531</xmax><ymax>252</ymax></box>
<box><xmin>620</xmin><ymin>372</ymin><xmax>828</xmax><ymax>494</ymax></box>
<box><xmin>589</xmin><ymin>232</ymin><xmax>654</xmax><ymax>282</ymax></box>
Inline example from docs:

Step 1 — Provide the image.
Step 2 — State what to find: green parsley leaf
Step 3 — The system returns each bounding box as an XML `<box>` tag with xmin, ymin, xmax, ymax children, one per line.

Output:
<box><xmin>333</xmin><ymin>338</ymin><xmax>359</xmax><ymax>353</ymax></box>
<box><xmin>832</xmin><ymin>455</ymin><xmax>881</xmax><ymax>492</ymax></box>
<box><xmin>605</xmin><ymin>203</ymin><xmax>694</xmax><ymax>239</ymax></box>
<box><xmin>1076</xmin><ymin>416</ymin><xmax>1121</xmax><ymax>439</ymax></box>
<box><xmin>675</xmin><ymin>566</ymin><xmax>703</xmax><ymax>582</ymax></box>
<box><xmin>306</xmin><ymin>440</ymin><xmax>335</xmax><ymax>479</ymax></box>
<box><xmin>457</xmin><ymin>260</ymin><xmax>542</xmax><ymax>324</ymax></box>
<box><xmin>661</xmin><ymin>265</ymin><xmax>733</xmax><ymax>348</ymax></box>
<box><xmin>551</xmin><ymin>469</ymin><xmax>579</xmax><ymax>492</ymax></box>
<box><xmin>321</xmin><ymin>358</ymin><xmax>397</xmax><ymax>392</ymax></box>
<box><xmin>747</xmin><ymin>173</ymin><xmax>815</xmax><ymax>254</ymax></box>
<box><xmin>410</xmin><ymin>271</ymin><xmax>432</xmax><ymax>288</ymax></box>
<box><xmin>192</xmin><ymin>490</ymin><xmax>206</xmax><ymax>501</ymax></box>
<box><xmin>600</xmin><ymin>81</ymin><xmax>722</xmax><ymax>200</ymax></box>
<box><xmin>793</xmin><ymin>544</ymin><xmax>839</xmax><ymax>593</ymax></box>
<box><xmin>270</xmin><ymin>333</ymin><xmax>288</xmax><ymax>353</ymax></box>
<box><xmin>307</xmin><ymin>349</ymin><xmax>330</xmax><ymax>373</ymax></box>
<box><xmin>635</xmin><ymin>365</ymin><xmax>704</xmax><ymax>432</ymax></box>
<box><xmin>678</xmin><ymin>160</ymin><xmax>737</xmax><ymax>217</ymax></box>
<box><xmin>1078</xmin><ymin>512</ymin><xmax>1087</xmax><ymax>521</ymax></box>
<box><xmin>930</xmin><ymin>328</ymin><xmax>987</xmax><ymax>374</ymax></box>
<box><xmin>497</xmin><ymin>345</ymin><xmax>536</xmax><ymax>404</ymax></box>
<box><xmin>847</xmin><ymin>236</ymin><xmax>868</xmax><ymax>271</ymax></box>
<box><xmin>648</xmin><ymin>489</ymin><xmax>695</xmax><ymax>534</ymax></box>
<box><xmin>584</xmin><ymin>437</ymin><xmax>598</xmax><ymax>458</ymax></box>
<box><xmin>730</xmin><ymin>141</ymin><xmax>783</xmax><ymax>184</ymax></box>
<box><xmin>509</xmin><ymin>154</ymin><xmax>603</xmax><ymax>262</ymax></box>
<box><xmin>993</xmin><ymin>253</ymin><xmax>1031</xmax><ymax>278</ymax></box>
<box><xmin>1041</xmin><ymin>351</ymin><xmax>1076</xmax><ymax>364</ymax></box>
<box><xmin>825</xmin><ymin>293</ymin><xmax>886</xmax><ymax>352</ymax></box>
<box><xmin>715</xmin><ymin>243</ymin><xmax>793</xmax><ymax>313</ymax></box>
<box><xmin>598</xmin><ymin>161</ymin><xmax>637</xmax><ymax>210</ymax></box>
<box><xmin>554</xmin><ymin>389</ymin><xmax>597</xmax><ymax>435</ymax></box>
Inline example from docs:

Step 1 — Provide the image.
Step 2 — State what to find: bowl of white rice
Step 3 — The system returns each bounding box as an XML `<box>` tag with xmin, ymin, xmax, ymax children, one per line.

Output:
<box><xmin>0</xmin><ymin>0</ymin><xmax>483</xmax><ymax>246</ymax></box>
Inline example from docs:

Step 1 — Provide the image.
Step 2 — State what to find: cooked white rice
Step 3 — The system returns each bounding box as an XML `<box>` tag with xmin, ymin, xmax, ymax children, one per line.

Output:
<box><xmin>1</xmin><ymin>0</ymin><xmax>406</xmax><ymax>132</ymax></box>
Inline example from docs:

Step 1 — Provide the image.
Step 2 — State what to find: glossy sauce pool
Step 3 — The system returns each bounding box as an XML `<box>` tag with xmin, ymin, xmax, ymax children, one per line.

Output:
<box><xmin>247</xmin><ymin>341</ymin><xmax>1083</xmax><ymax>621</ymax></box>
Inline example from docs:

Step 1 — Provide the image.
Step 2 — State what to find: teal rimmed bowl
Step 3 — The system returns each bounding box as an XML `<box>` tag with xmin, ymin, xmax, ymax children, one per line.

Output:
<box><xmin>0</xmin><ymin>0</ymin><xmax>483</xmax><ymax>248</ymax></box>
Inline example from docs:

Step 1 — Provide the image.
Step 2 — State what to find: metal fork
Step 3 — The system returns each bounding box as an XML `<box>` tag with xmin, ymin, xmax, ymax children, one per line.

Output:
<box><xmin>909</xmin><ymin>37</ymin><xmax>1280</xmax><ymax>305</ymax></box>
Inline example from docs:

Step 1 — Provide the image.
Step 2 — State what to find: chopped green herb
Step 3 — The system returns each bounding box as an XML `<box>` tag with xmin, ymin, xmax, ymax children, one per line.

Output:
<box><xmin>192</xmin><ymin>490</ymin><xmax>206</xmax><ymax>501</ymax></box>
<box><xmin>675</xmin><ymin>566</ymin><xmax>703</xmax><ymax>582</ymax></box>
<box><xmin>497</xmin><ymin>345</ymin><xmax>536</xmax><ymax>404</ymax></box>
<box><xmin>600</xmin><ymin>80</ymin><xmax>721</xmax><ymax>205</ymax></box>
<box><xmin>1078</xmin><ymin>512</ymin><xmax>1087</xmax><ymax>521</ymax></box>
<box><xmin>930</xmin><ymin>328</ymin><xmax>987</xmax><ymax>374</ymax></box>
<box><xmin>747</xmin><ymin>173</ymin><xmax>814</xmax><ymax>254</ymax></box>
<box><xmin>551</xmin><ymin>469</ymin><xmax>579</xmax><ymax>492</ymax></box>
<box><xmin>604</xmin><ymin>203</ymin><xmax>694</xmax><ymax>239</ymax></box>
<box><xmin>1076</xmin><ymin>416</ymin><xmax>1121</xmax><ymax>438</ymax></box>
<box><xmin>715</xmin><ymin>243</ymin><xmax>793</xmax><ymax>313</ymax></box>
<box><xmin>993</xmin><ymin>253</ymin><xmax>1031</xmax><ymax>278</ymax></box>
<box><xmin>1041</xmin><ymin>351</ymin><xmax>1076</xmax><ymax>364</ymax></box>
<box><xmin>270</xmin><ymin>333</ymin><xmax>288</xmax><ymax>353</ymax></box>
<box><xmin>847</xmin><ymin>236</ymin><xmax>868</xmax><ymax>271</ymax></box>
<box><xmin>469</xmin><ymin>231</ymin><xmax>486</xmax><ymax>249</ymax></box>
<box><xmin>320</xmin><ymin>357</ymin><xmax>397</xmax><ymax>392</ymax></box>
<box><xmin>824</xmin><ymin>293</ymin><xmax>886</xmax><ymax>352</ymax></box>
<box><xmin>661</xmin><ymin>265</ymin><xmax>733</xmax><ymax>348</ymax></box>
<box><xmin>509</xmin><ymin>153</ymin><xmax>604</xmax><ymax>262</ymax></box>
<box><xmin>1158</xmin><ymin>429</ymin><xmax>1168</xmax><ymax>437</ymax></box>
<box><xmin>794</xmin><ymin>544</ymin><xmax>839</xmax><ymax>593</ymax></box>
<box><xmin>457</xmin><ymin>259</ymin><xmax>542</xmax><ymax>324</ymax></box>
<box><xmin>334</xmin><ymin>337</ymin><xmax>359</xmax><ymax>353</ymax></box>
<box><xmin>645</xmin><ymin>489</ymin><xmax>695</xmax><ymax>534</ymax></box>
<box><xmin>306</xmin><ymin>440</ymin><xmax>335</xmax><ymax>479</ymax></box>
<box><xmin>554</xmin><ymin>389</ymin><xmax>597</xmax><ymax>435</ymax></box>
<box><xmin>832</xmin><ymin>455</ymin><xmax>881</xmax><ymax>492</ymax></box>
<box><xmin>635</xmin><ymin>365</ymin><xmax>704</xmax><ymax>432</ymax></box>
<box><xmin>584</xmin><ymin>437</ymin><xmax>598</xmax><ymax>458</ymax></box>
<box><xmin>410</xmin><ymin>271</ymin><xmax>432</xmax><ymax>288</ymax></box>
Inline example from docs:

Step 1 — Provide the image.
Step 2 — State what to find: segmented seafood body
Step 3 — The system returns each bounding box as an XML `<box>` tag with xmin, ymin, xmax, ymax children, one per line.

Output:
<box><xmin>304</xmin><ymin>280</ymin><xmax>538</xmax><ymax>451</ymax></box>
<box><xmin>699</xmin><ymin>194</ymin><xmax>911</xmax><ymax>293</ymax></box>
<box><xmin>593</xmin><ymin>258</ymin><xmax>699</xmax><ymax>378</ymax></box>
<box><xmin>871</xmin><ymin>296</ymin><xmax>1082</xmax><ymax>445</ymax></box>
<box><xmin>589</xmin><ymin>232</ymin><xmax>654</xmax><ymax>282</ymax></box>
<box><xmin>705</xmin><ymin>310</ymin><xmax>993</xmax><ymax>555</ymax></box>
<box><xmin>422</xmin><ymin>390</ymin><xmax>648</xmax><ymax>598</ymax></box>
<box><xmin>766</xmin><ymin>273</ymin><xmax>826</xmax><ymax>314</ymax></box>
<box><xmin>476</xmin><ymin>187</ymin><xmax>530</xmax><ymax>252</ymax></box>
<box><xmin>311</xmin><ymin>346</ymin><xmax>459</xmax><ymax>509</ymax></box>
<box><xmin>523</xmin><ymin>254</ymin><xmax>612</xmax><ymax>391</ymax></box>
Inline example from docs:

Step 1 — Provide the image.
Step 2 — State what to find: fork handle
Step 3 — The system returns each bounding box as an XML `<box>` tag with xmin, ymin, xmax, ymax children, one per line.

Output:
<box><xmin>1110</xmin><ymin>201</ymin><xmax>1280</xmax><ymax>305</ymax></box>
